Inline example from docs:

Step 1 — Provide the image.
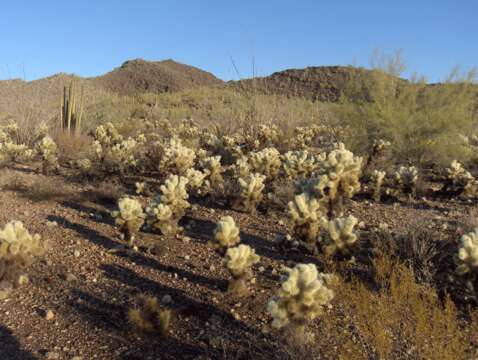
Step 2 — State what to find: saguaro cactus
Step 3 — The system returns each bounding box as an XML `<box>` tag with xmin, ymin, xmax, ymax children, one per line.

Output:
<box><xmin>61</xmin><ymin>80</ymin><xmax>84</xmax><ymax>134</ymax></box>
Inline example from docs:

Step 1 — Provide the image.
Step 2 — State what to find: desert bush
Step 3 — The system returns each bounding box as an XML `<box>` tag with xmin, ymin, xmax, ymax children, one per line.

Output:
<box><xmin>0</xmin><ymin>221</ymin><xmax>46</xmax><ymax>298</ymax></box>
<box><xmin>316</xmin><ymin>255</ymin><xmax>478</xmax><ymax>359</ymax></box>
<box><xmin>128</xmin><ymin>293</ymin><xmax>172</xmax><ymax>334</ymax></box>
<box><xmin>224</xmin><ymin>244</ymin><xmax>260</xmax><ymax>297</ymax></box>
<box><xmin>331</xmin><ymin>53</ymin><xmax>477</xmax><ymax>166</ymax></box>
<box><xmin>210</xmin><ymin>216</ymin><xmax>240</xmax><ymax>249</ymax></box>
<box><xmin>112</xmin><ymin>197</ymin><xmax>146</xmax><ymax>245</ymax></box>
<box><xmin>267</xmin><ymin>263</ymin><xmax>335</xmax><ymax>343</ymax></box>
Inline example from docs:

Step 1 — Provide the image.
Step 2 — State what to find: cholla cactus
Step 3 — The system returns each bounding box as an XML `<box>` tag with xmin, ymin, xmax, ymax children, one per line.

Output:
<box><xmin>135</xmin><ymin>182</ymin><xmax>146</xmax><ymax>195</ymax></box>
<box><xmin>159</xmin><ymin>175</ymin><xmax>190</xmax><ymax>218</ymax></box>
<box><xmin>372</xmin><ymin>139</ymin><xmax>391</xmax><ymax>155</ymax></box>
<box><xmin>371</xmin><ymin>170</ymin><xmax>386</xmax><ymax>202</ymax></box>
<box><xmin>456</xmin><ymin>228</ymin><xmax>478</xmax><ymax>275</ymax></box>
<box><xmin>266</xmin><ymin>264</ymin><xmax>335</xmax><ymax>340</ymax></box>
<box><xmin>282</xmin><ymin>150</ymin><xmax>318</xmax><ymax>179</ymax></box>
<box><xmin>95</xmin><ymin>122</ymin><xmax>123</xmax><ymax>147</ymax></box>
<box><xmin>145</xmin><ymin>199</ymin><xmax>178</xmax><ymax>236</ymax></box>
<box><xmin>287</xmin><ymin>193</ymin><xmax>326</xmax><ymax>253</ymax></box>
<box><xmin>234</xmin><ymin>156</ymin><xmax>252</xmax><ymax>178</ymax></box>
<box><xmin>248</xmin><ymin>147</ymin><xmax>282</xmax><ymax>181</ymax></box>
<box><xmin>0</xmin><ymin>221</ymin><xmax>45</xmax><ymax>295</ymax></box>
<box><xmin>321</xmin><ymin>143</ymin><xmax>362</xmax><ymax>206</ymax></box>
<box><xmin>106</xmin><ymin>138</ymin><xmax>139</xmax><ymax>173</ymax></box>
<box><xmin>446</xmin><ymin>160</ymin><xmax>478</xmax><ymax>197</ymax></box>
<box><xmin>112</xmin><ymin>197</ymin><xmax>145</xmax><ymax>245</ymax></box>
<box><xmin>291</xmin><ymin>125</ymin><xmax>322</xmax><ymax>149</ymax></box>
<box><xmin>321</xmin><ymin>215</ymin><xmax>358</xmax><ymax>256</ymax></box>
<box><xmin>159</xmin><ymin>138</ymin><xmax>196</xmax><ymax>175</ymax></box>
<box><xmin>199</xmin><ymin>156</ymin><xmax>224</xmax><ymax>191</ymax></box>
<box><xmin>394</xmin><ymin>166</ymin><xmax>418</xmax><ymax>196</ymax></box>
<box><xmin>211</xmin><ymin>216</ymin><xmax>240</xmax><ymax>249</ymax></box>
<box><xmin>224</xmin><ymin>244</ymin><xmax>260</xmax><ymax>296</ymax></box>
<box><xmin>128</xmin><ymin>294</ymin><xmax>172</xmax><ymax>334</ymax></box>
<box><xmin>234</xmin><ymin>173</ymin><xmax>266</xmax><ymax>213</ymax></box>
<box><xmin>185</xmin><ymin>168</ymin><xmax>210</xmax><ymax>196</ymax></box>
<box><xmin>37</xmin><ymin>136</ymin><xmax>59</xmax><ymax>175</ymax></box>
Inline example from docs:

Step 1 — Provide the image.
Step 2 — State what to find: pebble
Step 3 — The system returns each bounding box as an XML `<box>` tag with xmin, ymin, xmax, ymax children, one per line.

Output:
<box><xmin>209</xmin><ymin>265</ymin><xmax>216</xmax><ymax>271</ymax></box>
<box><xmin>258</xmin><ymin>266</ymin><xmax>265</xmax><ymax>273</ymax></box>
<box><xmin>184</xmin><ymin>255</ymin><xmax>190</xmax><ymax>260</ymax></box>
<box><xmin>161</xmin><ymin>295</ymin><xmax>172</xmax><ymax>304</ymax></box>
<box><xmin>46</xmin><ymin>352</ymin><xmax>60</xmax><ymax>360</ymax></box>
<box><xmin>65</xmin><ymin>273</ymin><xmax>77</xmax><ymax>282</ymax></box>
<box><xmin>74</xmin><ymin>250</ymin><xmax>80</xmax><ymax>258</ymax></box>
<box><xmin>45</xmin><ymin>310</ymin><xmax>55</xmax><ymax>321</ymax></box>
<box><xmin>46</xmin><ymin>221</ymin><xmax>58</xmax><ymax>228</ymax></box>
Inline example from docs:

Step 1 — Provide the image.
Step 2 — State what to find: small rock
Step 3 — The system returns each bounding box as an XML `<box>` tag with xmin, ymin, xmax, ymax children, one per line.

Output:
<box><xmin>46</xmin><ymin>221</ymin><xmax>58</xmax><ymax>228</ymax></box>
<box><xmin>45</xmin><ymin>310</ymin><xmax>55</xmax><ymax>321</ymax></box>
<box><xmin>161</xmin><ymin>295</ymin><xmax>172</xmax><ymax>304</ymax></box>
<box><xmin>46</xmin><ymin>352</ymin><xmax>60</xmax><ymax>360</ymax></box>
<box><xmin>73</xmin><ymin>250</ymin><xmax>80</xmax><ymax>258</ymax></box>
<box><xmin>182</xmin><ymin>236</ymin><xmax>191</xmax><ymax>244</ymax></box>
<box><xmin>209</xmin><ymin>265</ymin><xmax>216</xmax><ymax>272</ymax></box>
<box><xmin>66</xmin><ymin>273</ymin><xmax>77</xmax><ymax>282</ymax></box>
<box><xmin>184</xmin><ymin>255</ymin><xmax>190</xmax><ymax>260</ymax></box>
<box><xmin>258</xmin><ymin>266</ymin><xmax>265</xmax><ymax>273</ymax></box>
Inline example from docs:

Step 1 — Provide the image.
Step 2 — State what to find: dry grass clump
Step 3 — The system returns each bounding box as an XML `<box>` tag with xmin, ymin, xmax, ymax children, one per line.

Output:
<box><xmin>316</xmin><ymin>256</ymin><xmax>478</xmax><ymax>360</ymax></box>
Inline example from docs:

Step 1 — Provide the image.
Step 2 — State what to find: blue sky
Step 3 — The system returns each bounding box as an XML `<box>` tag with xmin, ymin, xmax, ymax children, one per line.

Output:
<box><xmin>0</xmin><ymin>0</ymin><xmax>476</xmax><ymax>82</ymax></box>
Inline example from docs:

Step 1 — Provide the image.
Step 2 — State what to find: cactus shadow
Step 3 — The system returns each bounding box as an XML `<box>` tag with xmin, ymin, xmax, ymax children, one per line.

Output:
<box><xmin>0</xmin><ymin>324</ymin><xmax>37</xmax><ymax>359</ymax></box>
<box><xmin>181</xmin><ymin>216</ymin><xmax>217</xmax><ymax>244</ymax></box>
<box><xmin>47</xmin><ymin>215</ymin><xmax>120</xmax><ymax>250</ymax></box>
<box><xmin>100</xmin><ymin>264</ymin><xmax>249</xmax><ymax>332</ymax></box>
<box><xmin>116</xmin><ymin>250</ymin><xmax>228</xmax><ymax>291</ymax></box>
<box><xmin>60</xmin><ymin>200</ymin><xmax>115</xmax><ymax>226</ymax></box>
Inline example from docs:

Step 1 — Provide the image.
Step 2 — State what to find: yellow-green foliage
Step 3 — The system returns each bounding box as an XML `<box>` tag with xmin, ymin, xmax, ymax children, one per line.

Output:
<box><xmin>224</xmin><ymin>244</ymin><xmax>260</xmax><ymax>296</ymax></box>
<box><xmin>234</xmin><ymin>173</ymin><xmax>266</xmax><ymax>213</ymax></box>
<box><xmin>321</xmin><ymin>215</ymin><xmax>358</xmax><ymax>256</ymax></box>
<box><xmin>112</xmin><ymin>197</ymin><xmax>145</xmax><ymax>244</ymax></box>
<box><xmin>212</xmin><ymin>216</ymin><xmax>240</xmax><ymax>249</ymax></box>
<box><xmin>456</xmin><ymin>228</ymin><xmax>478</xmax><ymax>275</ymax></box>
<box><xmin>0</xmin><ymin>221</ymin><xmax>45</xmax><ymax>291</ymax></box>
<box><xmin>331</xmin><ymin>57</ymin><xmax>477</xmax><ymax>166</ymax></box>
<box><xmin>267</xmin><ymin>263</ymin><xmax>335</xmax><ymax>340</ymax></box>
<box><xmin>128</xmin><ymin>294</ymin><xmax>172</xmax><ymax>334</ymax></box>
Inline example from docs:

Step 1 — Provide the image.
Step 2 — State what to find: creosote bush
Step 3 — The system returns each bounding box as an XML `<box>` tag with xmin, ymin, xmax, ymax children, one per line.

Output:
<box><xmin>112</xmin><ymin>197</ymin><xmax>145</xmax><ymax>245</ymax></box>
<box><xmin>267</xmin><ymin>263</ymin><xmax>335</xmax><ymax>343</ymax></box>
<box><xmin>224</xmin><ymin>244</ymin><xmax>260</xmax><ymax>297</ymax></box>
